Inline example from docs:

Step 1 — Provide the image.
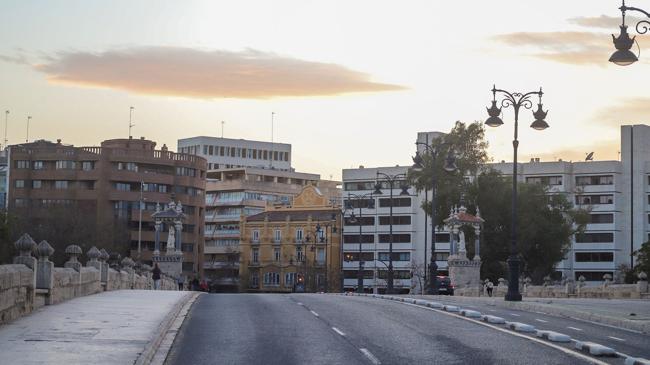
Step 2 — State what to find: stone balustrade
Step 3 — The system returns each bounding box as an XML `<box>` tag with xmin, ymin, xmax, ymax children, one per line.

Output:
<box><xmin>0</xmin><ymin>233</ymin><xmax>178</xmax><ymax>325</ymax></box>
<box><xmin>454</xmin><ymin>272</ymin><xmax>649</xmax><ymax>299</ymax></box>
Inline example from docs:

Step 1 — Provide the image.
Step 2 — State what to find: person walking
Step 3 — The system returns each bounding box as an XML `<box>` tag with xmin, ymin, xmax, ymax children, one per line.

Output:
<box><xmin>177</xmin><ymin>275</ymin><xmax>185</xmax><ymax>291</ymax></box>
<box><xmin>152</xmin><ymin>263</ymin><xmax>162</xmax><ymax>290</ymax></box>
<box><xmin>486</xmin><ymin>280</ymin><xmax>494</xmax><ymax>297</ymax></box>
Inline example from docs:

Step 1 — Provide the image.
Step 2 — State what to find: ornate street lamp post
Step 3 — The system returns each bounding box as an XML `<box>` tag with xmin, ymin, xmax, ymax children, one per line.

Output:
<box><xmin>484</xmin><ymin>84</ymin><xmax>549</xmax><ymax>301</ymax></box>
<box><xmin>346</xmin><ymin>193</ymin><xmax>375</xmax><ymax>293</ymax></box>
<box><xmin>374</xmin><ymin>172</ymin><xmax>409</xmax><ymax>294</ymax></box>
<box><xmin>412</xmin><ymin>143</ymin><xmax>457</xmax><ymax>295</ymax></box>
<box><xmin>609</xmin><ymin>0</ymin><xmax>650</xmax><ymax>66</ymax></box>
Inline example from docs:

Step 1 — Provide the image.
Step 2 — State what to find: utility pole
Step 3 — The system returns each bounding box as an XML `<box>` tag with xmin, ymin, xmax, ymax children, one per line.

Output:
<box><xmin>270</xmin><ymin>112</ymin><xmax>275</xmax><ymax>169</ymax></box>
<box><xmin>138</xmin><ymin>180</ymin><xmax>144</xmax><ymax>262</ymax></box>
<box><xmin>128</xmin><ymin>106</ymin><xmax>135</xmax><ymax>138</ymax></box>
<box><xmin>26</xmin><ymin>116</ymin><xmax>31</xmax><ymax>143</ymax></box>
<box><xmin>4</xmin><ymin>110</ymin><xmax>8</xmax><ymax>150</ymax></box>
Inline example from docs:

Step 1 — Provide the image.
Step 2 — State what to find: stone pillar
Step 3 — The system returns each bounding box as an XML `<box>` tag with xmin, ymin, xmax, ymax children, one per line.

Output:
<box><xmin>637</xmin><ymin>272</ymin><xmax>648</xmax><ymax>294</ymax></box>
<box><xmin>473</xmin><ymin>226</ymin><xmax>480</xmax><ymax>260</ymax></box>
<box><xmin>35</xmin><ymin>241</ymin><xmax>54</xmax><ymax>290</ymax></box>
<box><xmin>175</xmin><ymin>221</ymin><xmax>183</xmax><ymax>253</ymax></box>
<box><xmin>99</xmin><ymin>249</ymin><xmax>110</xmax><ymax>288</ymax></box>
<box><xmin>64</xmin><ymin>245</ymin><xmax>83</xmax><ymax>272</ymax></box>
<box><xmin>154</xmin><ymin>221</ymin><xmax>161</xmax><ymax>255</ymax></box>
<box><xmin>449</xmin><ymin>227</ymin><xmax>457</xmax><ymax>256</ymax></box>
<box><xmin>577</xmin><ymin>275</ymin><xmax>586</xmax><ymax>296</ymax></box>
<box><xmin>86</xmin><ymin>247</ymin><xmax>101</xmax><ymax>270</ymax></box>
<box><xmin>13</xmin><ymin>233</ymin><xmax>37</xmax><ymax>269</ymax></box>
<box><xmin>121</xmin><ymin>257</ymin><xmax>136</xmax><ymax>289</ymax></box>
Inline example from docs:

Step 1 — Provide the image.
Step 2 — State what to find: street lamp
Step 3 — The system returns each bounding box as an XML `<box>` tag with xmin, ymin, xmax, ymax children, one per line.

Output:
<box><xmin>345</xmin><ymin>193</ymin><xmax>375</xmax><ymax>293</ymax></box>
<box><xmin>609</xmin><ymin>0</ymin><xmax>649</xmax><ymax>66</ymax></box>
<box><xmin>412</xmin><ymin>143</ymin><xmax>458</xmax><ymax>295</ymax></box>
<box><xmin>374</xmin><ymin>172</ymin><xmax>409</xmax><ymax>294</ymax></box>
<box><xmin>485</xmin><ymin>84</ymin><xmax>549</xmax><ymax>302</ymax></box>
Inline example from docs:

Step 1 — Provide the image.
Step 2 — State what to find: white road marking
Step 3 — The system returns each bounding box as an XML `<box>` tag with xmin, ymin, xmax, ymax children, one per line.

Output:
<box><xmin>510</xmin><ymin>313</ymin><xmax>521</xmax><ymax>317</ymax></box>
<box><xmin>489</xmin><ymin>309</ymin><xmax>497</xmax><ymax>312</ymax></box>
<box><xmin>332</xmin><ymin>327</ymin><xmax>346</xmax><ymax>336</ymax></box>
<box><xmin>607</xmin><ymin>336</ymin><xmax>626</xmax><ymax>342</ymax></box>
<box><xmin>567</xmin><ymin>326</ymin><xmax>583</xmax><ymax>332</ymax></box>
<box><xmin>310</xmin><ymin>310</ymin><xmax>319</xmax><ymax>317</ymax></box>
<box><xmin>297</xmin><ymin>302</ymin><xmax>303</xmax><ymax>306</ymax></box>
<box><xmin>360</xmin><ymin>348</ymin><xmax>381</xmax><ymax>364</ymax></box>
<box><xmin>535</xmin><ymin>319</ymin><xmax>548</xmax><ymax>323</ymax></box>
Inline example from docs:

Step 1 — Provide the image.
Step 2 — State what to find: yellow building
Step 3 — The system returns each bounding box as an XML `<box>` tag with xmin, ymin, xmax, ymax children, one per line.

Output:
<box><xmin>239</xmin><ymin>185</ymin><xmax>342</xmax><ymax>293</ymax></box>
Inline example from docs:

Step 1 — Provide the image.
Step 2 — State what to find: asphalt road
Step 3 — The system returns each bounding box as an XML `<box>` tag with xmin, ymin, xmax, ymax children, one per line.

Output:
<box><xmin>427</xmin><ymin>295</ymin><xmax>650</xmax><ymax>360</ymax></box>
<box><xmin>166</xmin><ymin>294</ymin><xmax>597</xmax><ymax>365</ymax></box>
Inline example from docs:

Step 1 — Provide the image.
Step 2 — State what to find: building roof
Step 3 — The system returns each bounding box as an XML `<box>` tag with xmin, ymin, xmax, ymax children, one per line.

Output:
<box><xmin>246</xmin><ymin>209</ymin><xmax>338</xmax><ymax>223</ymax></box>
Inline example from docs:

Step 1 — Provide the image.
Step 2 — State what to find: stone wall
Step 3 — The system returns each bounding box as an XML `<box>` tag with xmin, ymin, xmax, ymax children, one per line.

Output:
<box><xmin>0</xmin><ymin>234</ymin><xmax>179</xmax><ymax>326</ymax></box>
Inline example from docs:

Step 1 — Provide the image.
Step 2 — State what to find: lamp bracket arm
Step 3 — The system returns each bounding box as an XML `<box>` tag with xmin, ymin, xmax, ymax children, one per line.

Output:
<box><xmin>623</xmin><ymin>5</ymin><xmax>650</xmax><ymax>18</ymax></box>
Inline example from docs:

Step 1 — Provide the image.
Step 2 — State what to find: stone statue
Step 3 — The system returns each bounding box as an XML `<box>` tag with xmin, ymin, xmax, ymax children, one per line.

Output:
<box><xmin>166</xmin><ymin>226</ymin><xmax>176</xmax><ymax>252</ymax></box>
<box><xmin>458</xmin><ymin>230</ymin><xmax>466</xmax><ymax>253</ymax></box>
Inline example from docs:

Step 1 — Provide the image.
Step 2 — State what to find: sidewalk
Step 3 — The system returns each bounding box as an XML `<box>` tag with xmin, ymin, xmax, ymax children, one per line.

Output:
<box><xmin>0</xmin><ymin>290</ymin><xmax>196</xmax><ymax>364</ymax></box>
<box><xmin>406</xmin><ymin>294</ymin><xmax>650</xmax><ymax>333</ymax></box>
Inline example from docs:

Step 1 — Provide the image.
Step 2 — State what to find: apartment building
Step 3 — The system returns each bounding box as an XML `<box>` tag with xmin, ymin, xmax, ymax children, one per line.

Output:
<box><xmin>6</xmin><ymin>137</ymin><xmax>207</xmax><ymax>276</ymax></box>
<box><xmin>178</xmin><ymin>136</ymin><xmax>291</xmax><ymax>171</ymax></box>
<box><xmin>203</xmin><ymin>167</ymin><xmax>340</xmax><ymax>291</ymax></box>
<box><xmin>239</xmin><ymin>185</ymin><xmax>342</xmax><ymax>293</ymax></box>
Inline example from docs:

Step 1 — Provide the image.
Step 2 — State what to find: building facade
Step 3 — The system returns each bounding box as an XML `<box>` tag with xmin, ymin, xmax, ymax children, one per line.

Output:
<box><xmin>203</xmin><ymin>167</ymin><xmax>340</xmax><ymax>292</ymax></box>
<box><xmin>6</xmin><ymin>137</ymin><xmax>207</xmax><ymax>277</ymax></box>
<box><xmin>239</xmin><ymin>185</ymin><xmax>342</xmax><ymax>293</ymax></box>
<box><xmin>178</xmin><ymin>136</ymin><xmax>292</xmax><ymax>171</ymax></box>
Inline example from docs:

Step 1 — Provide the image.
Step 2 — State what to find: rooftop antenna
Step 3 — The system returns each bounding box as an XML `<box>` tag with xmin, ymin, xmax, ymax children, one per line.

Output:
<box><xmin>4</xmin><ymin>110</ymin><xmax>8</xmax><ymax>150</ymax></box>
<box><xmin>270</xmin><ymin>112</ymin><xmax>275</xmax><ymax>168</ymax></box>
<box><xmin>128</xmin><ymin>106</ymin><xmax>135</xmax><ymax>138</ymax></box>
<box><xmin>221</xmin><ymin>121</ymin><xmax>225</xmax><ymax>138</ymax></box>
<box><xmin>26</xmin><ymin>116</ymin><xmax>31</xmax><ymax>143</ymax></box>
<box><xmin>585</xmin><ymin>152</ymin><xmax>594</xmax><ymax>161</ymax></box>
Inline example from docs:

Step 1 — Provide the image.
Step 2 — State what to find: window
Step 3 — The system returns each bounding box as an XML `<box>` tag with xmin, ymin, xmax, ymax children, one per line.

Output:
<box><xmin>434</xmin><ymin>252</ymin><xmax>450</xmax><ymax>261</ymax></box>
<box><xmin>181</xmin><ymin>243</ymin><xmax>194</xmax><ymax>252</ymax></box>
<box><xmin>316</xmin><ymin>248</ymin><xmax>325</xmax><ymax>264</ymax></box>
<box><xmin>344</xmin><ymin>181</ymin><xmax>375</xmax><ymax>191</ymax></box>
<box><xmin>590</xmin><ymin>214</ymin><xmax>613</xmax><ymax>224</ymax></box>
<box><xmin>343</xmin><ymin>234</ymin><xmax>374</xmax><ymax>243</ymax></box>
<box><xmin>250</xmin><ymin>272</ymin><xmax>259</xmax><ymax>288</ymax></box>
<box><xmin>295</xmin><ymin>228</ymin><xmax>303</xmax><ymax>243</ymax></box>
<box><xmin>526</xmin><ymin>176</ymin><xmax>563</xmax><ymax>185</ymax></box>
<box><xmin>575</xmin><ymin>233</ymin><xmax>614</xmax><ymax>243</ymax></box>
<box><xmin>379</xmin><ymin>197</ymin><xmax>412</xmax><ymax>207</ymax></box>
<box><xmin>33</xmin><ymin>161</ymin><xmax>44</xmax><ymax>170</ymax></box>
<box><xmin>56</xmin><ymin>160</ymin><xmax>76</xmax><ymax>170</ymax></box>
<box><xmin>14</xmin><ymin>198</ymin><xmax>29</xmax><ymax>207</ymax></box>
<box><xmin>32</xmin><ymin>180</ymin><xmax>42</xmax><ymax>189</ymax></box>
<box><xmin>54</xmin><ymin>180</ymin><xmax>69</xmax><ymax>189</ymax></box>
<box><xmin>343</xmin><ymin>198</ymin><xmax>375</xmax><ymax>209</ymax></box>
<box><xmin>378</xmin><ymin>270</ymin><xmax>411</xmax><ymax>279</ymax></box>
<box><xmin>379</xmin><ymin>216</ymin><xmax>411</xmax><ymax>225</ymax></box>
<box><xmin>274</xmin><ymin>248</ymin><xmax>281</xmax><ymax>262</ymax></box>
<box><xmin>575</xmin><ymin>195</ymin><xmax>613</xmax><ymax>205</ymax></box>
<box><xmin>285</xmin><ymin>272</ymin><xmax>297</xmax><ymax>286</ymax></box>
<box><xmin>203</xmin><ymin>145</ymin><xmax>208</xmax><ymax>154</ymax></box>
<box><xmin>116</xmin><ymin>183</ymin><xmax>131</xmax><ymax>191</ymax></box>
<box><xmin>251</xmin><ymin>248</ymin><xmax>259</xmax><ymax>263</ymax></box>
<box><xmin>575</xmin><ymin>271</ymin><xmax>613</xmax><ymax>281</ymax></box>
<box><xmin>378</xmin><ymin>252</ymin><xmax>411</xmax><ymax>261</ymax></box>
<box><xmin>117</xmin><ymin>162</ymin><xmax>137</xmax><ymax>171</ymax></box>
<box><xmin>263</xmin><ymin>272</ymin><xmax>280</xmax><ymax>286</ymax></box>
<box><xmin>81</xmin><ymin>161</ymin><xmax>94</xmax><ymax>171</ymax></box>
<box><xmin>252</xmin><ymin>230</ymin><xmax>260</xmax><ymax>243</ymax></box>
<box><xmin>575</xmin><ymin>252</ymin><xmax>613</xmax><ymax>262</ymax></box>
<box><xmin>274</xmin><ymin>229</ymin><xmax>282</xmax><ymax>243</ymax></box>
<box><xmin>435</xmin><ymin>233</ymin><xmax>450</xmax><ymax>242</ymax></box>
<box><xmin>343</xmin><ymin>252</ymin><xmax>374</xmax><ymax>261</ymax></box>
<box><xmin>176</xmin><ymin>167</ymin><xmax>197</xmax><ymax>177</ymax></box>
<box><xmin>296</xmin><ymin>246</ymin><xmax>304</xmax><ymax>262</ymax></box>
<box><xmin>576</xmin><ymin>175</ymin><xmax>614</xmax><ymax>186</ymax></box>
<box><xmin>15</xmin><ymin>160</ymin><xmax>29</xmax><ymax>169</ymax></box>
<box><xmin>15</xmin><ymin>180</ymin><xmax>25</xmax><ymax>188</ymax></box>
<box><xmin>378</xmin><ymin>234</ymin><xmax>411</xmax><ymax>243</ymax></box>
<box><xmin>343</xmin><ymin>270</ymin><xmax>373</xmax><ymax>279</ymax></box>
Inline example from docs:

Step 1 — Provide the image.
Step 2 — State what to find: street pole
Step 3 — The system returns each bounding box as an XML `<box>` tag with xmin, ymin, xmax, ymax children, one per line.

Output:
<box><xmin>357</xmin><ymin>200</ymin><xmax>364</xmax><ymax>293</ymax></box>
<box><xmin>423</xmin><ymin>188</ymin><xmax>428</xmax><ymax>293</ymax></box>
<box><xmin>138</xmin><ymin>180</ymin><xmax>143</xmax><ymax>262</ymax></box>
<box><xmin>485</xmin><ymin>84</ymin><xmax>549</xmax><ymax>302</ymax></box>
<box><xmin>4</xmin><ymin>110</ymin><xmax>8</xmax><ymax>150</ymax></box>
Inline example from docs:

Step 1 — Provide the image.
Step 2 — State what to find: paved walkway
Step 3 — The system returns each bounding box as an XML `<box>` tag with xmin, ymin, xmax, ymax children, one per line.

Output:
<box><xmin>0</xmin><ymin>290</ymin><xmax>192</xmax><ymax>365</ymax></box>
<box><xmin>408</xmin><ymin>294</ymin><xmax>650</xmax><ymax>332</ymax></box>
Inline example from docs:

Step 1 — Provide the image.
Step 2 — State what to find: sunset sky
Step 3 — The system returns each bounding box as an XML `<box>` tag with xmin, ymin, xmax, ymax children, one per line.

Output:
<box><xmin>1</xmin><ymin>0</ymin><xmax>649</xmax><ymax>179</ymax></box>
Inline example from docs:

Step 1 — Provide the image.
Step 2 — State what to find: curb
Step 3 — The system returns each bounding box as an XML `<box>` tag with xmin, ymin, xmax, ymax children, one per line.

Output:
<box><xmin>134</xmin><ymin>292</ymin><xmax>202</xmax><ymax>365</ymax></box>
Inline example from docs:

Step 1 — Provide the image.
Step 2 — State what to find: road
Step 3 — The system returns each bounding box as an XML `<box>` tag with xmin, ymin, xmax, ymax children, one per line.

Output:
<box><xmin>165</xmin><ymin>294</ymin><xmax>601</xmax><ymax>365</ymax></box>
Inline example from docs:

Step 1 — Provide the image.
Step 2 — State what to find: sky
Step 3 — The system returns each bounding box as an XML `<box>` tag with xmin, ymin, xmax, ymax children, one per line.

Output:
<box><xmin>0</xmin><ymin>0</ymin><xmax>649</xmax><ymax>180</ymax></box>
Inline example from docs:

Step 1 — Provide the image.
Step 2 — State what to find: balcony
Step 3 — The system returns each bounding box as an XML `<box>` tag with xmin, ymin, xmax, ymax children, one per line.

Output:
<box><xmin>203</xmin><ymin>261</ymin><xmax>239</xmax><ymax>270</ymax></box>
<box><xmin>205</xmin><ymin>214</ymin><xmax>242</xmax><ymax>223</ymax></box>
<box><xmin>205</xmin><ymin>230</ymin><xmax>240</xmax><ymax>238</ymax></box>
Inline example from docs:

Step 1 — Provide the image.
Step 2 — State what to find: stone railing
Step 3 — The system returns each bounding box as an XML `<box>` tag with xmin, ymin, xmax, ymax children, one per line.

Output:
<box><xmin>0</xmin><ymin>234</ymin><xmax>177</xmax><ymax>325</ymax></box>
<box><xmin>453</xmin><ymin>273</ymin><xmax>649</xmax><ymax>299</ymax></box>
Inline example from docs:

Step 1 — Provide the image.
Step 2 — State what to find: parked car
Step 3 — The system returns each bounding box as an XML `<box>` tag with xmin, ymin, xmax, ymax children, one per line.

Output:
<box><xmin>436</xmin><ymin>276</ymin><xmax>454</xmax><ymax>295</ymax></box>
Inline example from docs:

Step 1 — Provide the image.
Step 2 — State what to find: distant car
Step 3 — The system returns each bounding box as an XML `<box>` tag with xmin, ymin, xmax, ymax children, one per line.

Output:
<box><xmin>436</xmin><ymin>276</ymin><xmax>454</xmax><ymax>295</ymax></box>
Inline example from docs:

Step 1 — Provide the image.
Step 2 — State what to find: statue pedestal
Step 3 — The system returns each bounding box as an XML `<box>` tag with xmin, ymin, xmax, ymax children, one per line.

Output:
<box><xmin>448</xmin><ymin>256</ymin><xmax>481</xmax><ymax>295</ymax></box>
<box><xmin>153</xmin><ymin>252</ymin><xmax>183</xmax><ymax>278</ymax></box>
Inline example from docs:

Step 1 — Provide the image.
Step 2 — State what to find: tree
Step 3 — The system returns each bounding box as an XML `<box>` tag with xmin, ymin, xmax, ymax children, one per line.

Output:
<box><xmin>634</xmin><ymin>241</ymin><xmax>650</xmax><ymax>276</ymax></box>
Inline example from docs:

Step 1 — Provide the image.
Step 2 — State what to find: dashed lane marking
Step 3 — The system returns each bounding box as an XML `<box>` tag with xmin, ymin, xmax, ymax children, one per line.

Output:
<box><xmin>510</xmin><ymin>313</ymin><xmax>521</xmax><ymax>317</ymax></box>
<box><xmin>297</xmin><ymin>302</ymin><xmax>303</xmax><ymax>306</ymax></box>
<box><xmin>310</xmin><ymin>310</ymin><xmax>319</xmax><ymax>317</ymax></box>
<box><xmin>360</xmin><ymin>348</ymin><xmax>381</xmax><ymax>364</ymax></box>
<box><xmin>568</xmin><ymin>327</ymin><xmax>583</xmax><ymax>332</ymax></box>
<box><xmin>535</xmin><ymin>319</ymin><xmax>549</xmax><ymax>323</ymax></box>
<box><xmin>332</xmin><ymin>327</ymin><xmax>346</xmax><ymax>336</ymax></box>
<box><xmin>608</xmin><ymin>336</ymin><xmax>626</xmax><ymax>342</ymax></box>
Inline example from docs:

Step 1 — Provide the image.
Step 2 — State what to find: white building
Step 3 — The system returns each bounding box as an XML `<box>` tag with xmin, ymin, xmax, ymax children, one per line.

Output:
<box><xmin>178</xmin><ymin>136</ymin><xmax>292</xmax><ymax>171</ymax></box>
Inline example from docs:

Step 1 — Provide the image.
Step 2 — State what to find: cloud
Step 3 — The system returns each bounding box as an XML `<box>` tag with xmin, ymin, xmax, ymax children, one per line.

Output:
<box><xmin>492</xmin><ymin>31</ymin><xmax>613</xmax><ymax>66</ymax></box>
<box><xmin>0</xmin><ymin>53</ymin><xmax>29</xmax><ymax>65</ymax></box>
<box><xmin>31</xmin><ymin>47</ymin><xmax>406</xmax><ymax>99</ymax></box>
<box><xmin>523</xmin><ymin>140</ymin><xmax>620</xmax><ymax>162</ymax></box>
<box><xmin>568</xmin><ymin>15</ymin><xmax>646</xmax><ymax>30</ymax></box>
<box><xmin>597</xmin><ymin>97</ymin><xmax>650</xmax><ymax>126</ymax></box>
